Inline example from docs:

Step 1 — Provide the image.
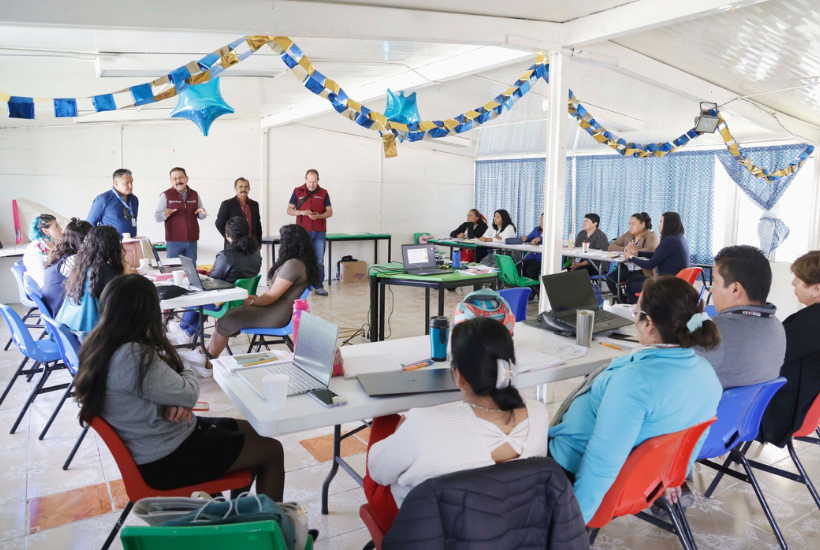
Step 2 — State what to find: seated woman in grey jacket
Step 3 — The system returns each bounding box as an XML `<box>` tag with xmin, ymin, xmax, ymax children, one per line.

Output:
<box><xmin>169</xmin><ymin>216</ymin><xmax>262</xmax><ymax>345</ymax></box>
<box><xmin>73</xmin><ymin>274</ymin><xmax>284</xmax><ymax>500</ymax></box>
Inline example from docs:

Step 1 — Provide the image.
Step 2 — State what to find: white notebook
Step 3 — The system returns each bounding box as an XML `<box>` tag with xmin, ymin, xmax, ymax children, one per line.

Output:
<box><xmin>343</xmin><ymin>353</ymin><xmax>404</xmax><ymax>380</ymax></box>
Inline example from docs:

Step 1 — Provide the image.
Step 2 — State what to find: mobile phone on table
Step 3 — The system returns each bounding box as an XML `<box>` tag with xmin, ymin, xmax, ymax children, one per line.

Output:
<box><xmin>308</xmin><ymin>389</ymin><xmax>347</xmax><ymax>408</ymax></box>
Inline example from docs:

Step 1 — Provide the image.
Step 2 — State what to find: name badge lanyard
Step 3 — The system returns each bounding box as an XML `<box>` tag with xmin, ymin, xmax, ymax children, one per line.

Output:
<box><xmin>113</xmin><ymin>189</ymin><xmax>136</xmax><ymax>226</ymax></box>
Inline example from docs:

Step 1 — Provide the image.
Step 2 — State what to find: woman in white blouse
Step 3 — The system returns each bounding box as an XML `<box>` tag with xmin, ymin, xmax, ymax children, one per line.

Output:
<box><xmin>479</xmin><ymin>209</ymin><xmax>517</xmax><ymax>242</ymax></box>
<box><xmin>23</xmin><ymin>214</ymin><xmax>63</xmax><ymax>288</ymax></box>
<box><xmin>364</xmin><ymin>317</ymin><xmax>549</xmax><ymax>532</ymax></box>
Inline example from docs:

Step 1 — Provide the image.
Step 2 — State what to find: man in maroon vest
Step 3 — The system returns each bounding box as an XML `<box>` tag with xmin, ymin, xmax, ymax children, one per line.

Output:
<box><xmin>287</xmin><ymin>168</ymin><xmax>333</xmax><ymax>296</ymax></box>
<box><xmin>154</xmin><ymin>167</ymin><xmax>208</xmax><ymax>264</ymax></box>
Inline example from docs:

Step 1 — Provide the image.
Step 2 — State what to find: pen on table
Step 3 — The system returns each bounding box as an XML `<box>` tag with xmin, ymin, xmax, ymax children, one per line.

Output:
<box><xmin>599</xmin><ymin>341</ymin><xmax>627</xmax><ymax>352</ymax></box>
<box><xmin>402</xmin><ymin>359</ymin><xmax>435</xmax><ymax>371</ymax></box>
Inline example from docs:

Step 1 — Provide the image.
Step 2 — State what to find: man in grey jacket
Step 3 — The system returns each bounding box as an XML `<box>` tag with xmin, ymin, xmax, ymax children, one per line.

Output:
<box><xmin>697</xmin><ymin>245</ymin><xmax>786</xmax><ymax>389</ymax></box>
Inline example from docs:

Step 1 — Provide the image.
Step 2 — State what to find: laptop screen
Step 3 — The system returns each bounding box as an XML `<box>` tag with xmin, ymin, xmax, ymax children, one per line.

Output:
<box><xmin>541</xmin><ymin>271</ymin><xmax>600</xmax><ymax>314</ymax></box>
<box><xmin>293</xmin><ymin>312</ymin><xmax>339</xmax><ymax>387</ymax></box>
<box><xmin>402</xmin><ymin>244</ymin><xmax>436</xmax><ymax>269</ymax></box>
<box><xmin>178</xmin><ymin>256</ymin><xmax>202</xmax><ymax>289</ymax></box>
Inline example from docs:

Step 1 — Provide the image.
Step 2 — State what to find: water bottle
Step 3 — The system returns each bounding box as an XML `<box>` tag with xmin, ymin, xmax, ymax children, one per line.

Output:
<box><xmin>292</xmin><ymin>299</ymin><xmax>310</xmax><ymax>349</ymax></box>
<box><xmin>451</xmin><ymin>249</ymin><xmax>461</xmax><ymax>269</ymax></box>
<box><xmin>429</xmin><ymin>316</ymin><xmax>450</xmax><ymax>362</ymax></box>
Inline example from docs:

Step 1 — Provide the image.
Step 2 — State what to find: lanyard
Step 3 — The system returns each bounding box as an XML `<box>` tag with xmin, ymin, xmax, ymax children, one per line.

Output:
<box><xmin>723</xmin><ymin>307</ymin><xmax>774</xmax><ymax>318</ymax></box>
<box><xmin>112</xmin><ymin>189</ymin><xmax>133</xmax><ymax>218</ymax></box>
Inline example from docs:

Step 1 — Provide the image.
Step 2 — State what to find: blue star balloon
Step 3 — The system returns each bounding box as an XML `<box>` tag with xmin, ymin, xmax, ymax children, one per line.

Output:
<box><xmin>384</xmin><ymin>89</ymin><xmax>421</xmax><ymax>125</ymax></box>
<box><xmin>170</xmin><ymin>77</ymin><xmax>234</xmax><ymax>136</ymax></box>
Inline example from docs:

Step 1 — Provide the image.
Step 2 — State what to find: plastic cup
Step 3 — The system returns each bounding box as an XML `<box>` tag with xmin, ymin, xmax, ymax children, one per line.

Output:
<box><xmin>122</xmin><ymin>233</ymin><xmax>131</xmax><ymax>240</ymax></box>
<box><xmin>263</xmin><ymin>374</ymin><xmax>289</xmax><ymax>411</ymax></box>
<box><xmin>172</xmin><ymin>270</ymin><xmax>185</xmax><ymax>286</ymax></box>
<box><xmin>139</xmin><ymin>258</ymin><xmax>150</xmax><ymax>270</ymax></box>
<box><xmin>582</xmin><ymin>242</ymin><xmax>590</xmax><ymax>253</ymax></box>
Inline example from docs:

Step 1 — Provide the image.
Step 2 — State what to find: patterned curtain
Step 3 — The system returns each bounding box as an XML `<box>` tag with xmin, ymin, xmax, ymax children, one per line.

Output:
<box><xmin>715</xmin><ymin>144</ymin><xmax>808</xmax><ymax>258</ymax></box>
<box><xmin>475</xmin><ymin>158</ymin><xmax>547</xmax><ymax>236</ymax></box>
<box><xmin>564</xmin><ymin>150</ymin><xmax>716</xmax><ymax>264</ymax></box>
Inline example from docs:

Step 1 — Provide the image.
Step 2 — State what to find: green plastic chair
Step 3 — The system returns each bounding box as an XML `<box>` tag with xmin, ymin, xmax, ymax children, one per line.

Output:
<box><xmin>120</xmin><ymin>520</ymin><xmax>313</xmax><ymax>550</ymax></box>
<box><xmin>204</xmin><ymin>275</ymin><xmax>262</xmax><ymax>320</ymax></box>
<box><xmin>413</xmin><ymin>232</ymin><xmax>431</xmax><ymax>244</ymax></box>
<box><xmin>495</xmin><ymin>254</ymin><xmax>539</xmax><ymax>289</ymax></box>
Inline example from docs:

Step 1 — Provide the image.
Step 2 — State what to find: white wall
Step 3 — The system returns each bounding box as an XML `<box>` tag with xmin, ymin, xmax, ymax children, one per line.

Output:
<box><xmin>0</xmin><ymin>118</ymin><xmax>475</xmax><ymax>301</ymax></box>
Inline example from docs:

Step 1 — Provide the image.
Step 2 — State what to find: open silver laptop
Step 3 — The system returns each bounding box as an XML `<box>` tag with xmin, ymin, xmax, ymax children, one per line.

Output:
<box><xmin>238</xmin><ymin>313</ymin><xmax>340</xmax><ymax>397</ymax></box>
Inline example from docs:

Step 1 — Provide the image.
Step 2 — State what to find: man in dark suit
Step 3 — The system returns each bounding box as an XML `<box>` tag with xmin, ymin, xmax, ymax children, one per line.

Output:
<box><xmin>215</xmin><ymin>177</ymin><xmax>263</xmax><ymax>249</ymax></box>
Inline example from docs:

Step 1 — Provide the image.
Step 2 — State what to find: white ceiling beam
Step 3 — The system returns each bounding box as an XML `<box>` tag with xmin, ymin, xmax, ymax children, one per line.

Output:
<box><xmin>95</xmin><ymin>54</ymin><xmax>286</xmax><ymax>79</ymax></box>
<box><xmin>584</xmin><ymin>42</ymin><xmax>820</xmax><ymax>143</ymax></box>
<box><xmin>0</xmin><ymin>0</ymin><xmax>561</xmax><ymax>48</ymax></box>
<box><xmin>561</xmin><ymin>0</ymin><xmax>772</xmax><ymax>48</ymax></box>
<box><xmin>261</xmin><ymin>46</ymin><xmax>532</xmax><ymax>129</ymax></box>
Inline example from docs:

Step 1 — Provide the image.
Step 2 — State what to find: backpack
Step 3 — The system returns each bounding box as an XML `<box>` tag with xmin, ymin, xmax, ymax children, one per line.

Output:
<box><xmin>454</xmin><ymin>290</ymin><xmax>515</xmax><ymax>335</ymax></box>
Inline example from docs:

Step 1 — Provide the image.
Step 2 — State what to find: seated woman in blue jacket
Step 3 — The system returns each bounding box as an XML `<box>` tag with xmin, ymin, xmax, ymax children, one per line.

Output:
<box><xmin>521</xmin><ymin>212</ymin><xmax>544</xmax><ymax>281</ymax></box>
<box><xmin>549</xmin><ymin>275</ymin><xmax>722</xmax><ymax>523</ymax></box>
<box><xmin>622</xmin><ymin>211</ymin><xmax>690</xmax><ymax>303</ymax></box>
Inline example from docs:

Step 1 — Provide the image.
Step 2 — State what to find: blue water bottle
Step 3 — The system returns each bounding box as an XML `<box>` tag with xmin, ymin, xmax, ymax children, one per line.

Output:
<box><xmin>430</xmin><ymin>316</ymin><xmax>450</xmax><ymax>362</ymax></box>
<box><xmin>451</xmin><ymin>249</ymin><xmax>461</xmax><ymax>269</ymax></box>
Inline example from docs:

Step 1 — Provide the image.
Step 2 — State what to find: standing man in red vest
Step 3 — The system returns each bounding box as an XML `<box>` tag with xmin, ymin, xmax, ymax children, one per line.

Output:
<box><xmin>154</xmin><ymin>167</ymin><xmax>208</xmax><ymax>264</ymax></box>
<box><xmin>287</xmin><ymin>168</ymin><xmax>332</xmax><ymax>296</ymax></box>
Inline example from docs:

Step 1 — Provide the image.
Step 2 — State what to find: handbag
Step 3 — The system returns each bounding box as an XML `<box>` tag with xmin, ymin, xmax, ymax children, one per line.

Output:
<box><xmin>55</xmin><ymin>273</ymin><xmax>99</xmax><ymax>336</ymax></box>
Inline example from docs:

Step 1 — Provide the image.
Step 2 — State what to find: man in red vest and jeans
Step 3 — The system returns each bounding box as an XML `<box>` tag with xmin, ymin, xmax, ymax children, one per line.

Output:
<box><xmin>287</xmin><ymin>169</ymin><xmax>332</xmax><ymax>296</ymax></box>
<box><xmin>154</xmin><ymin>167</ymin><xmax>208</xmax><ymax>264</ymax></box>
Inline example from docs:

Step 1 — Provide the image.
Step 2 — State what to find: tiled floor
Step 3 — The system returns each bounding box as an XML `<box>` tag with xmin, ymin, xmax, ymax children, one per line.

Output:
<box><xmin>1</xmin><ymin>280</ymin><xmax>819</xmax><ymax>549</ymax></box>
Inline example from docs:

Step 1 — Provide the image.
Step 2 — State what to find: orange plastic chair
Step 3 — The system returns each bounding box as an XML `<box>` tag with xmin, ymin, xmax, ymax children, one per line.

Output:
<box><xmin>745</xmin><ymin>390</ymin><xmax>820</xmax><ymax>513</ymax></box>
<box><xmin>587</xmin><ymin>418</ymin><xmax>716</xmax><ymax>550</ymax></box>
<box><xmin>676</xmin><ymin>267</ymin><xmax>703</xmax><ymax>286</ymax></box>
<box><xmin>360</xmin><ymin>504</ymin><xmax>386</xmax><ymax>550</ymax></box>
<box><xmin>90</xmin><ymin>416</ymin><xmax>253</xmax><ymax>550</ymax></box>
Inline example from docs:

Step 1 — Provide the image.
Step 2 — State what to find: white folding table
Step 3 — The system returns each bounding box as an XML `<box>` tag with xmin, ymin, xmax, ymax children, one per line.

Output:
<box><xmin>214</xmin><ymin>322</ymin><xmax>624</xmax><ymax>514</ymax></box>
<box><xmin>154</xmin><ymin>273</ymin><xmax>249</xmax><ymax>357</ymax></box>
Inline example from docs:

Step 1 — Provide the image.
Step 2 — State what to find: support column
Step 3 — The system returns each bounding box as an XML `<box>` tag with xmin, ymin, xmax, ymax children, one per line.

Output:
<box><xmin>539</xmin><ymin>51</ymin><xmax>569</xmax><ymax>311</ymax></box>
<box><xmin>261</xmin><ymin>129</ymin><xmax>270</xmax><ymax>275</ymax></box>
<box><xmin>809</xmin><ymin>154</ymin><xmax>820</xmax><ymax>252</ymax></box>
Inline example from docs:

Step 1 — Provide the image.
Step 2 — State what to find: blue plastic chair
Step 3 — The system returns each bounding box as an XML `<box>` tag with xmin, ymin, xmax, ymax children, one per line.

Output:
<box><xmin>39</xmin><ymin>315</ymin><xmax>82</xmax><ymax>440</ymax></box>
<box><xmin>696</xmin><ymin>377</ymin><xmax>788</xmax><ymax>548</ymax></box>
<box><xmin>0</xmin><ymin>303</ymin><xmax>64</xmax><ymax>434</ymax></box>
<box><xmin>241</xmin><ymin>287</ymin><xmax>312</xmax><ymax>352</ymax></box>
<box><xmin>497</xmin><ymin>288</ymin><xmax>529</xmax><ymax>322</ymax></box>
<box><xmin>5</xmin><ymin>260</ymin><xmax>41</xmax><ymax>351</ymax></box>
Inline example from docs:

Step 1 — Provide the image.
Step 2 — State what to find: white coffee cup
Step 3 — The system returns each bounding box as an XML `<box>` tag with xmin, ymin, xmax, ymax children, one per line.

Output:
<box><xmin>582</xmin><ymin>241</ymin><xmax>590</xmax><ymax>253</ymax></box>
<box><xmin>122</xmin><ymin>232</ymin><xmax>131</xmax><ymax>240</ymax></box>
<box><xmin>172</xmin><ymin>270</ymin><xmax>185</xmax><ymax>286</ymax></box>
<box><xmin>263</xmin><ymin>374</ymin><xmax>289</xmax><ymax>411</ymax></box>
<box><xmin>139</xmin><ymin>258</ymin><xmax>150</xmax><ymax>271</ymax></box>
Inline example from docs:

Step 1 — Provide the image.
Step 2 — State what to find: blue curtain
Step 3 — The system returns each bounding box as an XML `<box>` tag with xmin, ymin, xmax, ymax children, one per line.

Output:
<box><xmin>475</xmin><ymin>158</ymin><xmax>552</xmax><ymax>236</ymax></box>
<box><xmin>715</xmin><ymin>144</ymin><xmax>807</xmax><ymax>257</ymax></box>
<box><xmin>565</xmin><ymin>150</ymin><xmax>716</xmax><ymax>264</ymax></box>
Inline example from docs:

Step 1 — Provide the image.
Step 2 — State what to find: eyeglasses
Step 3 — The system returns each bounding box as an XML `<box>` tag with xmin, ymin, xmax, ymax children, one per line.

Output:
<box><xmin>629</xmin><ymin>304</ymin><xmax>649</xmax><ymax>318</ymax></box>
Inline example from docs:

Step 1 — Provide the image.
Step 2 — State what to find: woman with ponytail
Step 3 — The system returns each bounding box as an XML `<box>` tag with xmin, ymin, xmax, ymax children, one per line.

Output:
<box><xmin>364</xmin><ymin>318</ymin><xmax>549</xmax><ymax>532</ymax></box>
<box><xmin>23</xmin><ymin>214</ymin><xmax>63</xmax><ymax>287</ymax></box>
<box><xmin>549</xmin><ymin>275</ymin><xmax>723</xmax><ymax>523</ymax></box>
<box><xmin>169</xmin><ymin>216</ymin><xmax>262</xmax><ymax>345</ymax></box>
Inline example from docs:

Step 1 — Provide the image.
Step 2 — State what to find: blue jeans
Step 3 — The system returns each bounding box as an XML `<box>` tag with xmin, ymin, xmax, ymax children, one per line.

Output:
<box><xmin>180</xmin><ymin>304</ymin><xmax>217</xmax><ymax>336</ymax></box>
<box><xmin>308</xmin><ymin>231</ymin><xmax>326</xmax><ymax>289</ymax></box>
<box><xmin>166</xmin><ymin>241</ymin><xmax>198</xmax><ymax>264</ymax></box>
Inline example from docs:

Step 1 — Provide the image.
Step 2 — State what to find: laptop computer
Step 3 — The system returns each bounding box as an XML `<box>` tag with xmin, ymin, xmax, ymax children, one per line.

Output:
<box><xmin>357</xmin><ymin>368</ymin><xmax>459</xmax><ymax>397</ymax></box>
<box><xmin>238</xmin><ymin>313</ymin><xmax>340</xmax><ymax>397</ymax></box>
<box><xmin>401</xmin><ymin>244</ymin><xmax>444</xmax><ymax>276</ymax></box>
<box><xmin>179</xmin><ymin>255</ymin><xmax>235</xmax><ymax>291</ymax></box>
<box><xmin>147</xmin><ymin>239</ymin><xmax>182</xmax><ymax>274</ymax></box>
<box><xmin>541</xmin><ymin>271</ymin><xmax>633</xmax><ymax>332</ymax></box>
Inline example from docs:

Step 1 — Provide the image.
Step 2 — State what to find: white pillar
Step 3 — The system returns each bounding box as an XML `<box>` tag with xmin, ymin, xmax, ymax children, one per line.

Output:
<box><xmin>261</xmin><ymin>128</ymin><xmax>270</xmax><ymax>277</ymax></box>
<box><xmin>539</xmin><ymin>51</ymin><xmax>570</xmax><ymax>311</ymax></box>
<box><xmin>809</xmin><ymin>154</ymin><xmax>820</xmax><ymax>252</ymax></box>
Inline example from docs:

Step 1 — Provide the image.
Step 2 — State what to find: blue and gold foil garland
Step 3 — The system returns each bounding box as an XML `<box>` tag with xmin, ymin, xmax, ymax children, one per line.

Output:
<box><xmin>1</xmin><ymin>35</ymin><xmax>813</xmax><ymax>181</ymax></box>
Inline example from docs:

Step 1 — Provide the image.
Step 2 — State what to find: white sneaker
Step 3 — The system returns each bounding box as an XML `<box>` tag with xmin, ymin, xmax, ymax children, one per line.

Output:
<box><xmin>167</xmin><ymin>323</ymin><xmax>195</xmax><ymax>346</ymax></box>
<box><xmin>178</xmin><ymin>349</ymin><xmax>212</xmax><ymax>378</ymax></box>
<box><xmin>189</xmin><ymin>363</ymin><xmax>213</xmax><ymax>379</ymax></box>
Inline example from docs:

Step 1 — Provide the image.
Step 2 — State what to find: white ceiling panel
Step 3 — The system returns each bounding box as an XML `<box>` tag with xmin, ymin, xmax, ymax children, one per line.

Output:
<box><xmin>614</xmin><ymin>0</ymin><xmax>820</xmax><ymax>127</ymax></box>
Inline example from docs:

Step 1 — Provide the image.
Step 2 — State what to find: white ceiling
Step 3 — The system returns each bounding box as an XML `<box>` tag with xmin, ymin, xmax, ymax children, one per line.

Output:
<box><xmin>0</xmin><ymin>0</ymin><xmax>817</xmax><ymax>158</ymax></box>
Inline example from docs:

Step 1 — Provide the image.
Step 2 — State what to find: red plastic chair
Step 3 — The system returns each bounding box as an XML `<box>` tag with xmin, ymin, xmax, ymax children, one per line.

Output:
<box><xmin>676</xmin><ymin>267</ymin><xmax>703</xmax><ymax>286</ymax></box>
<box><xmin>745</xmin><ymin>391</ymin><xmax>820</xmax><ymax>513</ymax></box>
<box><xmin>632</xmin><ymin>267</ymin><xmax>704</xmax><ymax>300</ymax></box>
<box><xmin>360</xmin><ymin>504</ymin><xmax>386</xmax><ymax>550</ymax></box>
<box><xmin>90</xmin><ymin>416</ymin><xmax>253</xmax><ymax>550</ymax></box>
<box><xmin>587</xmin><ymin>418</ymin><xmax>716</xmax><ymax>550</ymax></box>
